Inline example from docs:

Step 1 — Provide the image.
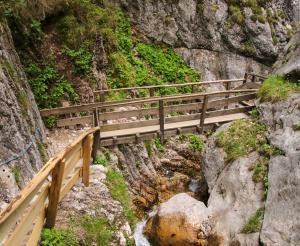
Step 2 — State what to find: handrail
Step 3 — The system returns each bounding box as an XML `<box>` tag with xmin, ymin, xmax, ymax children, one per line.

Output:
<box><xmin>0</xmin><ymin>127</ymin><xmax>99</xmax><ymax>245</ymax></box>
<box><xmin>93</xmin><ymin>78</ymin><xmax>245</xmax><ymax>94</ymax></box>
<box><xmin>40</xmin><ymin>89</ymin><xmax>257</xmax><ymax>117</ymax></box>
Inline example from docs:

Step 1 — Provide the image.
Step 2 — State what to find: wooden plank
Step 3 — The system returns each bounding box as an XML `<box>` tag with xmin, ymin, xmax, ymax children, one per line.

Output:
<box><xmin>82</xmin><ymin>135</ymin><xmax>93</xmax><ymax>187</ymax></box>
<box><xmin>63</xmin><ymin>142</ymin><xmax>82</xmax><ymax>166</ymax></box>
<box><xmin>63</xmin><ymin>149</ymin><xmax>82</xmax><ymax>181</ymax></box>
<box><xmin>59</xmin><ymin>168</ymin><xmax>81</xmax><ymax>202</ymax></box>
<box><xmin>57</xmin><ymin>115</ymin><xmax>92</xmax><ymax>127</ymax></box>
<box><xmin>206</xmin><ymin>106</ymin><xmax>254</xmax><ymax>118</ymax></box>
<box><xmin>92</xmin><ymin>108</ymin><xmax>101</xmax><ymax>161</ymax></box>
<box><xmin>27</xmin><ymin>207</ymin><xmax>46</xmax><ymax>246</ymax></box>
<box><xmin>3</xmin><ymin>185</ymin><xmax>49</xmax><ymax>246</ymax></box>
<box><xmin>200</xmin><ymin>95</ymin><xmax>208</xmax><ymax>133</ymax></box>
<box><xmin>207</xmin><ymin>93</ymin><xmax>256</xmax><ymax>109</ymax></box>
<box><xmin>45</xmin><ymin>159</ymin><xmax>65</xmax><ymax>228</ymax></box>
<box><xmin>40</xmin><ymin>89</ymin><xmax>257</xmax><ymax>117</ymax></box>
<box><xmin>101</xmin><ymin>119</ymin><xmax>159</xmax><ymax>132</ymax></box>
<box><xmin>93</xmin><ymin>78</ymin><xmax>245</xmax><ymax>94</ymax></box>
<box><xmin>159</xmin><ymin>100</ymin><xmax>165</xmax><ymax>143</ymax></box>
<box><xmin>0</xmin><ymin>180</ymin><xmax>46</xmax><ymax>242</ymax></box>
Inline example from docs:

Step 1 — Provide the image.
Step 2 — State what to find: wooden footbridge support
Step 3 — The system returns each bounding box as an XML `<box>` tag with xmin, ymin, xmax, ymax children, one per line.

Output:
<box><xmin>0</xmin><ymin>74</ymin><xmax>266</xmax><ymax>245</ymax></box>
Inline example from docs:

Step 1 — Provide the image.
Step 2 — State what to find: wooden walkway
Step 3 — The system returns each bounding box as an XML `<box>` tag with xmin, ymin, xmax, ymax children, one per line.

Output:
<box><xmin>0</xmin><ymin>73</ymin><xmax>266</xmax><ymax>245</ymax></box>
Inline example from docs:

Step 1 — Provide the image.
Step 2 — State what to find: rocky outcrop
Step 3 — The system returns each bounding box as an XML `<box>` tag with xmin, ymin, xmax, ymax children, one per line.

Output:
<box><xmin>274</xmin><ymin>28</ymin><xmax>300</xmax><ymax>79</ymax></box>
<box><xmin>258</xmin><ymin>94</ymin><xmax>300</xmax><ymax>246</ymax></box>
<box><xmin>0</xmin><ymin>21</ymin><xmax>46</xmax><ymax>209</ymax></box>
<box><xmin>207</xmin><ymin>152</ymin><xmax>264</xmax><ymax>246</ymax></box>
<box><xmin>144</xmin><ymin>193</ymin><xmax>212</xmax><ymax>246</ymax></box>
<box><xmin>108</xmin><ymin>136</ymin><xmax>208</xmax><ymax>212</ymax></box>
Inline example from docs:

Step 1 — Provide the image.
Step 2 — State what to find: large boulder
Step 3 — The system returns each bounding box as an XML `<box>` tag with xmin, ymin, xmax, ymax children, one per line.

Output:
<box><xmin>207</xmin><ymin>152</ymin><xmax>264</xmax><ymax>246</ymax></box>
<box><xmin>144</xmin><ymin>193</ymin><xmax>212</xmax><ymax>246</ymax></box>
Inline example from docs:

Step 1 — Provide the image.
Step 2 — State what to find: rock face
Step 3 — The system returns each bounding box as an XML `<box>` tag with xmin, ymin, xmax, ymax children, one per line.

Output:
<box><xmin>274</xmin><ymin>28</ymin><xmax>300</xmax><ymax>79</ymax></box>
<box><xmin>144</xmin><ymin>193</ymin><xmax>212</xmax><ymax>246</ymax></box>
<box><xmin>207</xmin><ymin>152</ymin><xmax>264</xmax><ymax>246</ymax></box>
<box><xmin>258</xmin><ymin>94</ymin><xmax>300</xmax><ymax>246</ymax></box>
<box><xmin>0</xmin><ymin>22</ymin><xmax>46</xmax><ymax>209</ymax></box>
<box><xmin>112</xmin><ymin>0</ymin><xmax>297</xmax><ymax>79</ymax></box>
<box><xmin>109</xmin><ymin>136</ymin><xmax>208</xmax><ymax>212</ymax></box>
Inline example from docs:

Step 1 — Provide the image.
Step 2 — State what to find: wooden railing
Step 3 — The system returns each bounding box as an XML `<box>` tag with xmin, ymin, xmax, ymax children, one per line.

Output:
<box><xmin>0</xmin><ymin>129</ymin><xmax>97</xmax><ymax>245</ymax></box>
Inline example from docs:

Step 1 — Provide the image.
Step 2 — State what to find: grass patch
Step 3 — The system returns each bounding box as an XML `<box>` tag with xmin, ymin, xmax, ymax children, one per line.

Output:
<box><xmin>242</xmin><ymin>208</ymin><xmax>264</xmax><ymax>233</ymax></box>
<box><xmin>249</xmin><ymin>158</ymin><xmax>269</xmax><ymax>198</ymax></box>
<box><xmin>216</xmin><ymin>119</ymin><xmax>267</xmax><ymax>164</ymax></box>
<box><xmin>94</xmin><ymin>154</ymin><xmax>108</xmax><ymax>167</ymax></box>
<box><xmin>179</xmin><ymin>134</ymin><xmax>205</xmax><ymax>152</ymax></box>
<box><xmin>41</xmin><ymin>228</ymin><xmax>79</xmax><ymax>246</ymax></box>
<box><xmin>258</xmin><ymin>75</ymin><xmax>300</xmax><ymax>103</ymax></box>
<box><xmin>106</xmin><ymin>168</ymin><xmax>137</xmax><ymax>227</ymax></box>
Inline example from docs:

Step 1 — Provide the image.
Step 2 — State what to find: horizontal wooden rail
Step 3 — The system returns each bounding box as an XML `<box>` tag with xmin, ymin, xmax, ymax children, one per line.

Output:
<box><xmin>0</xmin><ymin>128</ymin><xmax>98</xmax><ymax>245</ymax></box>
<box><xmin>94</xmin><ymin>78</ymin><xmax>245</xmax><ymax>94</ymax></box>
<box><xmin>40</xmin><ymin>89</ymin><xmax>257</xmax><ymax>117</ymax></box>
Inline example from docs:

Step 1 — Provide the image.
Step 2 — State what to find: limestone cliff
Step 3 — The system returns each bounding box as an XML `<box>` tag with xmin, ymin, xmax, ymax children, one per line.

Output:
<box><xmin>112</xmin><ymin>0</ymin><xmax>299</xmax><ymax>79</ymax></box>
<box><xmin>0</xmin><ymin>21</ymin><xmax>46</xmax><ymax>209</ymax></box>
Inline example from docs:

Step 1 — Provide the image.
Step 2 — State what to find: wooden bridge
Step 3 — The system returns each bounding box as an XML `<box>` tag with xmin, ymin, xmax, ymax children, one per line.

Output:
<box><xmin>0</xmin><ymin>73</ymin><xmax>265</xmax><ymax>245</ymax></box>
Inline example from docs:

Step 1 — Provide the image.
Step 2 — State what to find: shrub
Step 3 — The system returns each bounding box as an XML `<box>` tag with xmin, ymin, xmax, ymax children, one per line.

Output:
<box><xmin>242</xmin><ymin>208</ymin><xmax>264</xmax><ymax>233</ymax></box>
<box><xmin>154</xmin><ymin>138</ymin><xmax>165</xmax><ymax>152</ymax></box>
<box><xmin>258</xmin><ymin>75</ymin><xmax>300</xmax><ymax>102</ymax></box>
<box><xmin>25</xmin><ymin>64</ymin><xmax>79</xmax><ymax>109</ymax></box>
<box><xmin>41</xmin><ymin>228</ymin><xmax>79</xmax><ymax>246</ymax></box>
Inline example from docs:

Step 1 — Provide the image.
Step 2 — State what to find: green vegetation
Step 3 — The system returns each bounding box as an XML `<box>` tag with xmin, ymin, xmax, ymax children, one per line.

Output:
<box><xmin>216</xmin><ymin>119</ymin><xmax>267</xmax><ymax>163</ymax></box>
<box><xmin>11</xmin><ymin>166</ymin><xmax>22</xmax><ymax>187</ymax></box>
<box><xmin>293</xmin><ymin>124</ymin><xmax>300</xmax><ymax>131</ymax></box>
<box><xmin>154</xmin><ymin>138</ymin><xmax>165</xmax><ymax>152</ymax></box>
<box><xmin>145</xmin><ymin>140</ymin><xmax>153</xmax><ymax>157</ymax></box>
<box><xmin>41</xmin><ymin>228</ymin><xmax>79</xmax><ymax>246</ymax></box>
<box><xmin>94</xmin><ymin>154</ymin><xmax>108</xmax><ymax>167</ymax></box>
<box><xmin>44</xmin><ymin>116</ymin><xmax>58</xmax><ymax>129</ymax></box>
<box><xmin>258</xmin><ymin>75</ymin><xmax>300</xmax><ymax>102</ymax></box>
<box><xmin>106</xmin><ymin>168</ymin><xmax>137</xmax><ymax>227</ymax></box>
<box><xmin>25</xmin><ymin>64</ymin><xmax>79</xmax><ymax>109</ymax></box>
<box><xmin>75</xmin><ymin>216</ymin><xmax>115</xmax><ymax>246</ymax></box>
<box><xmin>249</xmin><ymin>158</ymin><xmax>269</xmax><ymax>198</ymax></box>
<box><xmin>179</xmin><ymin>134</ymin><xmax>205</xmax><ymax>152</ymax></box>
<box><xmin>242</xmin><ymin>208</ymin><xmax>264</xmax><ymax>233</ymax></box>
<box><xmin>37</xmin><ymin>141</ymin><xmax>48</xmax><ymax>163</ymax></box>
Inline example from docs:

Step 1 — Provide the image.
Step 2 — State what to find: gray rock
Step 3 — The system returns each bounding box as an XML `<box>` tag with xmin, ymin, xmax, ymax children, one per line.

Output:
<box><xmin>207</xmin><ymin>152</ymin><xmax>264</xmax><ymax>246</ymax></box>
<box><xmin>258</xmin><ymin>94</ymin><xmax>300</xmax><ymax>246</ymax></box>
<box><xmin>274</xmin><ymin>28</ymin><xmax>300</xmax><ymax>79</ymax></box>
<box><xmin>0</xmin><ymin>22</ymin><xmax>46</xmax><ymax>207</ymax></box>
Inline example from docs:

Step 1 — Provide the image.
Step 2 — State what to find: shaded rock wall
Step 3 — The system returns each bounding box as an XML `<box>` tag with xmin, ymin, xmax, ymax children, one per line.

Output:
<box><xmin>0</xmin><ymin>21</ymin><xmax>46</xmax><ymax>208</ymax></box>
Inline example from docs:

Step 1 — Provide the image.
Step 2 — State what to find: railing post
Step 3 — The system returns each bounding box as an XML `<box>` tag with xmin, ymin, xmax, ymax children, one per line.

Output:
<box><xmin>192</xmin><ymin>85</ymin><xmax>196</xmax><ymax>93</ymax></box>
<box><xmin>45</xmin><ymin>159</ymin><xmax>65</xmax><ymax>228</ymax></box>
<box><xmin>225</xmin><ymin>81</ymin><xmax>231</xmax><ymax>109</ymax></box>
<box><xmin>92</xmin><ymin>108</ymin><xmax>101</xmax><ymax>161</ymax></box>
<box><xmin>251</xmin><ymin>74</ymin><xmax>256</xmax><ymax>83</ymax></box>
<box><xmin>100</xmin><ymin>91</ymin><xmax>105</xmax><ymax>103</ymax></box>
<box><xmin>243</xmin><ymin>73</ymin><xmax>248</xmax><ymax>84</ymax></box>
<box><xmin>199</xmin><ymin>95</ymin><xmax>208</xmax><ymax>134</ymax></box>
<box><xmin>159</xmin><ymin>99</ymin><xmax>165</xmax><ymax>143</ymax></box>
<box><xmin>149</xmin><ymin>88</ymin><xmax>155</xmax><ymax>98</ymax></box>
<box><xmin>82</xmin><ymin>134</ymin><xmax>93</xmax><ymax>187</ymax></box>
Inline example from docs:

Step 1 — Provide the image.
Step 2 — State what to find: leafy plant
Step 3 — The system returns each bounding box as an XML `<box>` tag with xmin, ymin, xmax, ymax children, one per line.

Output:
<box><xmin>62</xmin><ymin>46</ymin><xmax>93</xmax><ymax>75</ymax></box>
<box><xmin>25</xmin><ymin>64</ymin><xmax>79</xmax><ymax>109</ymax></box>
<box><xmin>44</xmin><ymin>116</ymin><xmax>58</xmax><ymax>129</ymax></box>
<box><xmin>242</xmin><ymin>208</ymin><xmax>264</xmax><ymax>233</ymax></box>
<box><xmin>179</xmin><ymin>134</ymin><xmax>205</xmax><ymax>152</ymax></box>
<box><xmin>41</xmin><ymin>228</ymin><xmax>79</xmax><ymax>246</ymax></box>
<box><xmin>154</xmin><ymin>138</ymin><xmax>165</xmax><ymax>152</ymax></box>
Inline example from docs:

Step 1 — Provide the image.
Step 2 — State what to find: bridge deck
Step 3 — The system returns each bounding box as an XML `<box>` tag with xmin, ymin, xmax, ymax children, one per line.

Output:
<box><xmin>101</xmin><ymin>112</ymin><xmax>248</xmax><ymax>139</ymax></box>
